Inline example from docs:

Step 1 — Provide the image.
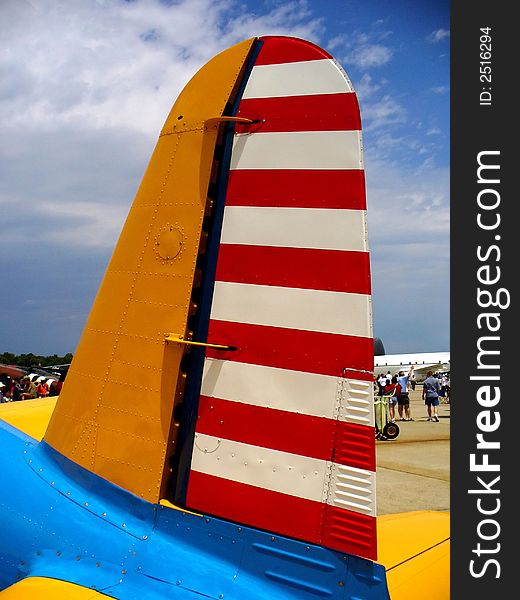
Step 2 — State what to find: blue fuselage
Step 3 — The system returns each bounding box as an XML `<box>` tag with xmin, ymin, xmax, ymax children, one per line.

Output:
<box><xmin>0</xmin><ymin>421</ymin><xmax>389</xmax><ymax>599</ymax></box>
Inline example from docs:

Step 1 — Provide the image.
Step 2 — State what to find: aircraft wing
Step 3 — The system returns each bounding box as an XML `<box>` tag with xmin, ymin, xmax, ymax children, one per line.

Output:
<box><xmin>411</xmin><ymin>363</ymin><xmax>448</xmax><ymax>377</ymax></box>
<box><xmin>0</xmin><ymin>576</ymin><xmax>108</xmax><ymax>599</ymax></box>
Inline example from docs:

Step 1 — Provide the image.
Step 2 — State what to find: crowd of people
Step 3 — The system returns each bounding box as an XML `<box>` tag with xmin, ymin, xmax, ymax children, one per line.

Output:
<box><xmin>0</xmin><ymin>374</ymin><xmax>62</xmax><ymax>403</ymax></box>
<box><xmin>375</xmin><ymin>367</ymin><xmax>450</xmax><ymax>423</ymax></box>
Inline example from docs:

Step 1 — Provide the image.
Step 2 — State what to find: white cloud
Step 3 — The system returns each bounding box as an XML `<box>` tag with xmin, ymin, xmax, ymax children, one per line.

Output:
<box><xmin>0</xmin><ymin>0</ymin><xmax>323</xmax><ymax>251</ymax></box>
<box><xmin>0</xmin><ymin>0</ymin><xmax>449</xmax><ymax>355</ymax></box>
<box><xmin>361</xmin><ymin>95</ymin><xmax>406</xmax><ymax>131</ymax></box>
<box><xmin>0</xmin><ymin>0</ymin><xmax>322</xmax><ymax>134</ymax></box>
<box><xmin>428</xmin><ymin>28</ymin><xmax>450</xmax><ymax>43</ymax></box>
<box><xmin>328</xmin><ymin>27</ymin><xmax>394</xmax><ymax>71</ymax></box>
<box><xmin>349</xmin><ymin>43</ymin><xmax>393</xmax><ymax>69</ymax></box>
<box><xmin>365</xmin><ymin>156</ymin><xmax>449</xmax><ymax>350</ymax></box>
<box><xmin>366</xmin><ymin>157</ymin><xmax>449</xmax><ymax>246</ymax></box>
<box><xmin>354</xmin><ymin>73</ymin><xmax>385</xmax><ymax>101</ymax></box>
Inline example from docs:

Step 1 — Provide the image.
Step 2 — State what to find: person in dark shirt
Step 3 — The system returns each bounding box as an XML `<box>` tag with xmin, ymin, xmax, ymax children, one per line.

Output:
<box><xmin>383</xmin><ymin>376</ymin><xmax>401</xmax><ymax>423</ymax></box>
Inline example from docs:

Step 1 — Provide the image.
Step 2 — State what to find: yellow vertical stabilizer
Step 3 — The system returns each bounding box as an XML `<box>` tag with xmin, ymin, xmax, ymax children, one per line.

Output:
<box><xmin>44</xmin><ymin>39</ymin><xmax>255</xmax><ymax>502</ymax></box>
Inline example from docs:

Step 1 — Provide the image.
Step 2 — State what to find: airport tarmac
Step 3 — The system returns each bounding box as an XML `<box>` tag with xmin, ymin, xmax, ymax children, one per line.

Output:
<box><xmin>376</xmin><ymin>388</ymin><xmax>450</xmax><ymax>515</ymax></box>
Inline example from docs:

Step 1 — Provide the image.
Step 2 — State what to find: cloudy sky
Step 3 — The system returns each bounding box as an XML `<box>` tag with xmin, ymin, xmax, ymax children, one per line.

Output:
<box><xmin>0</xmin><ymin>0</ymin><xmax>449</xmax><ymax>356</ymax></box>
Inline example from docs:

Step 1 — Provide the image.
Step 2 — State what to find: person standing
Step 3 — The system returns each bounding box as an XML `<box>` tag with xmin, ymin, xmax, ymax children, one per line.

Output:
<box><xmin>397</xmin><ymin>365</ymin><xmax>414</xmax><ymax>421</ymax></box>
<box><xmin>423</xmin><ymin>371</ymin><xmax>442</xmax><ymax>421</ymax></box>
<box><xmin>383</xmin><ymin>376</ymin><xmax>401</xmax><ymax>423</ymax></box>
<box><xmin>377</xmin><ymin>373</ymin><xmax>387</xmax><ymax>396</ymax></box>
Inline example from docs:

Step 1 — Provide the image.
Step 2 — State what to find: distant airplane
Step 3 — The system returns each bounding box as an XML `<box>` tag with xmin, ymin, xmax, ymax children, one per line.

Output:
<box><xmin>0</xmin><ymin>36</ymin><xmax>448</xmax><ymax>599</ymax></box>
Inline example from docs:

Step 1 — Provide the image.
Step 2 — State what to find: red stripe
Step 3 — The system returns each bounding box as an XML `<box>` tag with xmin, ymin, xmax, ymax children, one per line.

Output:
<box><xmin>186</xmin><ymin>471</ymin><xmax>376</xmax><ymax>560</ymax></box>
<box><xmin>195</xmin><ymin>396</ymin><xmax>375</xmax><ymax>471</ymax></box>
<box><xmin>256</xmin><ymin>36</ymin><xmax>332</xmax><ymax>65</ymax></box>
<box><xmin>187</xmin><ymin>470</ymin><xmax>323</xmax><ymax>544</ymax></box>
<box><xmin>196</xmin><ymin>395</ymin><xmax>335</xmax><ymax>461</ymax></box>
<box><xmin>206</xmin><ymin>320</ymin><xmax>374</xmax><ymax>378</ymax></box>
<box><xmin>225</xmin><ymin>170</ymin><xmax>366</xmax><ymax>209</ymax></box>
<box><xmin>215</xmin><ymin>245</ymin><xmax>371</xmax><ymax>294</ymax></box>
<box><xmin>236</xmin><ymin>94</ymin><xmax>360</xmax><ymax>133</ymax></box>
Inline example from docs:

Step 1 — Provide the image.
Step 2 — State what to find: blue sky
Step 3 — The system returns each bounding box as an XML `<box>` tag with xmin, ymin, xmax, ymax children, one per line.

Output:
<box><xmin>0</xmin><ymin>0</ymin><xmax>449</xmax><ymax>356</ymax></box>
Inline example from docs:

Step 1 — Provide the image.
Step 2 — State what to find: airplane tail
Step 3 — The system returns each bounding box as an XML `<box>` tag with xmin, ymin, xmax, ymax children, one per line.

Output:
<box><xmin>43</xmin><ymin>36</ymin><xmax>377</xmax><ymax>561</ymax></box>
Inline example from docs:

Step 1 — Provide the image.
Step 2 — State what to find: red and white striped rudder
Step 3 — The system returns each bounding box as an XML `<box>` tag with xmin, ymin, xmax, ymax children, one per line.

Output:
<box><xmin>185</xmin><ymin>36</ymin><xmax>377</xmax><ymax>561</ymax></box>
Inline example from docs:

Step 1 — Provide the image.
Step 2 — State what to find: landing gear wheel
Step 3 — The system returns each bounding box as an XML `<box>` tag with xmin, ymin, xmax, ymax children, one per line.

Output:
<box><xmin>383</xmin><ymin>422</ymin><xmax>400</xmax><ymax>440</ymax></box>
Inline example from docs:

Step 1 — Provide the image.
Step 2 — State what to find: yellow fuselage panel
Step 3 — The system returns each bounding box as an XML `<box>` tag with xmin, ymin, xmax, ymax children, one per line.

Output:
<box><xmin>0</xmin><ymin>576</ymin><xmax>109</xmax><ymax>599</ymax></box>
<box><xmin>43</xmin><ymin>38</ymin><xmax>255</xmax><ymax>503</ymax></box>
<box><xmin>377</xmin><ymin>511</ymin><xmax>450</xmax><ymax>600</ymax></box>
<box><xmin>0</xmin><ymin>398</ymin><xmax>57</xmax><ymax>441</ymax></box>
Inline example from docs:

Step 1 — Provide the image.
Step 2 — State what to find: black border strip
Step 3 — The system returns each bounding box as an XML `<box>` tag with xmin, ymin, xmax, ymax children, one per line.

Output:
<box><xmin>451</xmin><ymin>2</ymin><xmax>513</xmax><ymax>597</ymax></box>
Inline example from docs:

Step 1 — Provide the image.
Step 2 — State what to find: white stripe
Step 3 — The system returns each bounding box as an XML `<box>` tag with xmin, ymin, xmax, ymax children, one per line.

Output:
<box><xmin>220</xmin><ymin>206</ymin><xmax>368</xmax><ymax>252</ymax></box>
<box><xmin>191</xmin><ymin>434</ymin><xmax>376</xmax><ymax>516</ymax></box>
<box><xmin>230</xmin><ymin>131</ymin><xmax>362</xmax><ymax>171</ymax></box>
<box><xmin>210</xmin><ymin>281</ymin><xmax>372</xmax><ymax>338</ymax></box>
<box><xmin>202</xmin><ymin>359</ymin><xmax>375</xmax><ymax>427</ymax></box>
<box><xmin>242</xmin><ymin>59</ymin><xmax>353</xmax><ymax>98</ymax></box>
<box><xmin>192</xmin><ymin>433</ymin><xmax>327</xmax><ymax>502</ymax></box>
<box><xmin>201</xmin><ymin>359</ymin><xmax>339</xmax><ymax>418</ymax></box>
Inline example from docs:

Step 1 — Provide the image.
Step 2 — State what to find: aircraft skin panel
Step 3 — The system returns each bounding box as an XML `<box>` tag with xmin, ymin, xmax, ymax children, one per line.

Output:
<box><xmin>187</xmin><ymin>471</ymin><xmax>377</xmax><ymax>558</ymax></box>
<box><xmin>230</xmin><ymin>130</ymin><xmax>363</xmax><ymax>170</ymax></box>
<box><xmin>43</xmin><ymin>38</ymin><xmax>256</xmax><ymax>503</ymax></box>
<box><xmin>191</xmin><ymin>433</ymin><xmax>376</xmax><ymax>511</ymax></box>
<box><xmin>220</xmin><ymin>206</ymin><xmax>368</xmax><ymax>251</ymax></box>
<box><xmin>201</xmin><ymin>359</ymin><xmax>374</xmax><ymax>428</ymax></box>
<box><xmin>226</xmin><ymin>169</ymin><xmax>367</xmax><ymax>209</ymax></box>
<box><xmin>192</xmin><ymin>433</ymin><xmax>332</xmax><ymax>501</ymax></box>
<box><xmin>253</xmin><ymin>35</ymin><xmax>334</xmax><ymax>65</ymax></box>
<box><xmin>195</xmin><ymin>395</ymin><xmax>375</xmax><ymax>470</ymax></box>
<box><xmin>215</xmin><ymin>245</ymin><xmax>371</xmax><ymax>293</ymax></box>
<box><xmin>241</xmin><ymin>58</ymin><xmax>354</xmax><ymax>97</ymax></box>
<box><xmin>206</xmin><ymin>320</ymin><xmax>374</xmax><ymax>377</ymax></box>
<box><xmin>210</xmin><ymin>281</ymin><xmax>372</xmax><ymax>337</ymax></box>
<box><xmin>237</xmin><ymin>93</ymin><xmax>361</xmax><ymax>131</ymax></box>
<box><xmin>186</xmin><ymin>36</ymin><xmax>376</xmax><ymax>561</ymax></box>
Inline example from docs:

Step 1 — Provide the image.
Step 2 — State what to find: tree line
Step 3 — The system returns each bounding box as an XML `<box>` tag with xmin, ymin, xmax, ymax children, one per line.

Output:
<box><xmin>0</xmin><ymin>352</ymin><xmax>73</xmax><ymax>369</ymax></box>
